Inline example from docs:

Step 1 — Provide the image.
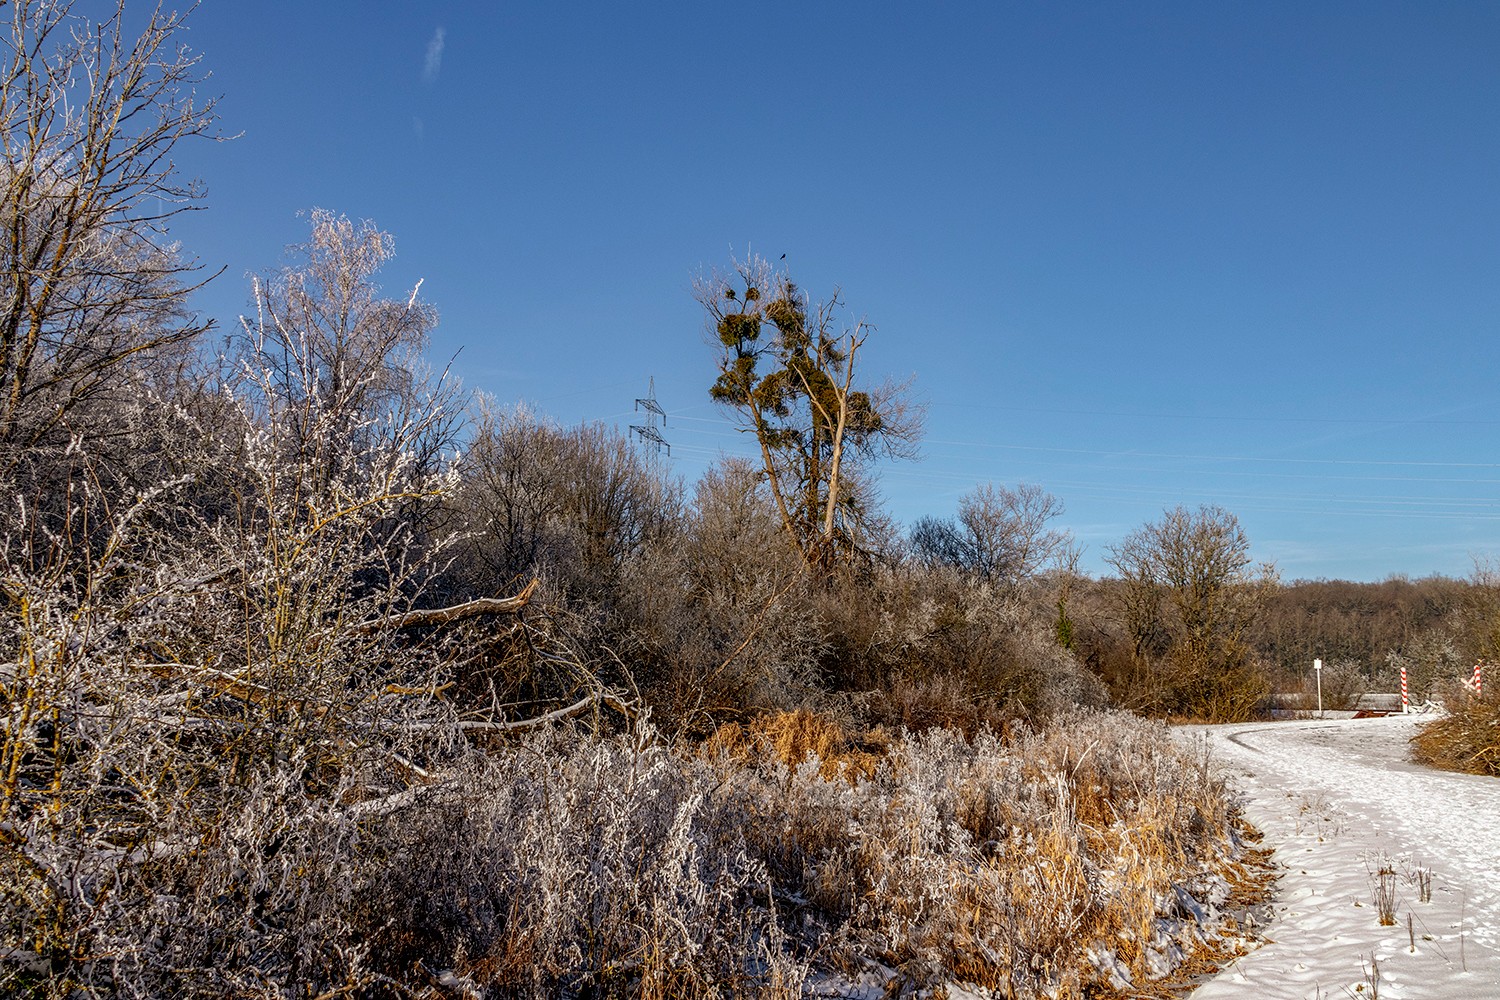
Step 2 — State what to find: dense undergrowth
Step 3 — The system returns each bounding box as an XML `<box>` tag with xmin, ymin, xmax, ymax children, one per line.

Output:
<box><xmin>1411</xmin><ymin>689</ymin><xmax>1500</xmax><ymax>777</ymax></box>
<box><xmin>2</xmin><ymin>709</ymin><xmax>1254</xmax><ymax>999</ymax></box>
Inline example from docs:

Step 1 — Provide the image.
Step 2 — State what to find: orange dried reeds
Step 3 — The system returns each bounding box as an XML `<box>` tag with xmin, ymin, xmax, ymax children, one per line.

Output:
<box><xmin>705</xmin><ymin>709</ymin><xmax>889</xmax><ymax>782</ymax></box>
<box><xmin>1411</xmin><ymin>689</ymin><xmax>1500</xmax><ymax>776</ymax></box>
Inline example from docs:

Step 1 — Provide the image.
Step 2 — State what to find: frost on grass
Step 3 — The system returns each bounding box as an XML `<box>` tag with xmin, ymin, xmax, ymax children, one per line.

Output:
<box><xmin>5</xmin><ymin>696</ymin><xmax>1251</xmax><ymax>997</ymax></box>
<box><xmin>417</xmin><ymin>711</ymin><xmax>1256</xmax><ymax>998</ymax></box>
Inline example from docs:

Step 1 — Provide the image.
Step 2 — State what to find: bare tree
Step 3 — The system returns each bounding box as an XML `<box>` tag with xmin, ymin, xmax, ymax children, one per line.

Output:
<box><xmin>910</xmin><ymin>482</ymin><xmax>1070</xmax><ymax>587</ymax></box>
<box><xmin>1105</xmin><ymin>505</ymin><xmax>1275</xmax><ymax>720</ymax></box>
<box><xmin>242</xmin><ymin>208</ymin><xmax>460</xmax><ymax>473</ymax></box>
<box><xmin>0</xmin><ymin>0</ymin><xmax>221</xmax><ymax>465</ymax></box>
<box><xmin>457</xmin><ymin>400</ymin><xmax>573</xmax><ymax>585</ymax></box>
<box><xmin>455</xmin><ymin>400</ymin><xmax>681</xmax><ymax>601</ymax></box>
<box><xmin>698</xmin><ymin>255</ymin><xmax>920</xmax><ymax>575</ymax></box>
<box><xmin>1462</xmin><ymin>557</ymin><xmax>1500</xmax><ymax>668</ymax></box>
<box><xmin>1386</xmin><ymin>626</ymin><xmax>1465</xmax><ymax>706</ymax></box>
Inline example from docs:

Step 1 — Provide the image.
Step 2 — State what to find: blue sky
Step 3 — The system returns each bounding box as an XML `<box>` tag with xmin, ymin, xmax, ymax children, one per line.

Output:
<box><xmin>152</xmin><ymin>1</ymin><xmax>1500</xmax><ymax>582</ymax></box>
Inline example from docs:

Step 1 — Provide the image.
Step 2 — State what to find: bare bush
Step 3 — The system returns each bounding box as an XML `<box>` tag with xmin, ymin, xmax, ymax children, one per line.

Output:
<box><xmin>1411</xmin><ymin>684</ymin><xmax>1500</xmax><ymax>776</ymax></box>
<box><xmin>0</xmin><ymin>404</ymin><xmax>1242</xmax><ymax>998</ymax></box>
<box><xmin>364</xmin><ymin>728</ymin><xmax>810</xmax><ymax>999</ymax></box>
<box><xmin>909</xmin><ymin>482</ymin><xmax>1071</xmax><ymax>589</ymax></box>
<box><xmin>621</xmin><ymin>458</ymin><xmax>826</xmax><ymax>729</ymax></box>
<box><xmin>455</xmin><ymin>401</ymin><xmax>681</xmax><ymax>602</ymax></box>
<box><xmin>845</xmin><ymin>564</ymin><xmax>1107</xmax><ymax>729</ymax></box>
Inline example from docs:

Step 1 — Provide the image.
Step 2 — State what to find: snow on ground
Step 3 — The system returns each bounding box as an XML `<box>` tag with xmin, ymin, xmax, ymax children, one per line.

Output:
<box><xmin>1188</xmin><ymin>713</ymin><xmax>1500</xmax><ymax>999</ymax></box>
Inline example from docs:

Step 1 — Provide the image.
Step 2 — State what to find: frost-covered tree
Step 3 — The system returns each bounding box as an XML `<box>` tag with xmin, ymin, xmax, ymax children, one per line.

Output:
<box><xmin>242</xmin><ymin>209</ymin><xmax>461</xmax><ymax>480</ymax></box>
<box><xmin>0</xmin><ymin>209</ymin><xmax>547</xmax><ymax>996</ymax></box>
<box><xmin>1386</xmin><ymin>628</ymin><xmax>1464</xmax><ymax>706</ymax></box>
<box><xmin>0</xmin><ymin>0</ymin><xmax>219</xmax><ymax>468</ymax></box>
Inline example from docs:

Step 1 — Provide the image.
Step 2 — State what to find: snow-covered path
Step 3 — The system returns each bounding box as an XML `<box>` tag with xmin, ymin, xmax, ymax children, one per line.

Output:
<box><xmin>1190</xmin><ymin>714</ymin><xmax>1500</xmax><ymax>999</ymax></box>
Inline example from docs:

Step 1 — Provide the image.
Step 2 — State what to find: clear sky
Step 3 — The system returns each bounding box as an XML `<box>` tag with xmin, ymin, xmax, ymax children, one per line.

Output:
<box><xmin>145</xmin><ymin>1</ymin><xmax>1500</xmax><ymax>583</ymax></box>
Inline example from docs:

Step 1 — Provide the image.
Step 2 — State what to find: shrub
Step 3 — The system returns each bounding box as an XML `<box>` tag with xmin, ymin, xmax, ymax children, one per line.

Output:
<box><xmin>1411</xmin><ymin>686</ymin><xmax>1500</xmax><ymax>776</ymax></box>
<box><xmin>2</xmin><ymin>706</ymin><xmax>1253</xmax><ymax>998</ymax></box>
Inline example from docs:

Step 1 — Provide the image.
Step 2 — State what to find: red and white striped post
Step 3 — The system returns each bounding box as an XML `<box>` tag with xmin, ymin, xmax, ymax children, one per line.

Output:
<box><xmin>1475</xmin><ymin>661</ymin><xmax>1484</xmax><ymax>698</ymax></box>
<box><xmin>1400</xmin><ymin>665</ymin><xmax>1409</xmax><ymax>713</ymax></box>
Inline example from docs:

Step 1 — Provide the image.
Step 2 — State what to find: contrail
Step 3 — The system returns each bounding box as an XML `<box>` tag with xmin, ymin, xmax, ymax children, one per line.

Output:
<box><xmin>423</xmin><ymin>27</ymin><xmax>445</xmax><ymax>83</ymax></box>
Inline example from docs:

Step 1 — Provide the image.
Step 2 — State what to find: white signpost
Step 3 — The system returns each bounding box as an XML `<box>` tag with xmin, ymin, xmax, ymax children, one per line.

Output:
<box><xmin>1314</xmin><ymin>658</ymin><xmax>1323</xmax><ymax>719</ymax></box>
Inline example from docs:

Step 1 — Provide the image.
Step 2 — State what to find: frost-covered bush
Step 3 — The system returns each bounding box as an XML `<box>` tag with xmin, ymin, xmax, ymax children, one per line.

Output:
<box><xmin>0</xmin><ymin>214</ymin><xmax>483</xmax><ymax>998</ymax></box>
<box><xmin>845</xmin><ymin>569</ymin><xmax>1108</xmax><ymax>729</ymax></box>
<box><xmin>381</xmin><ymin>710</ymin><xmax>1246</xmax><ymax>998</ymax></box>
<box><xmin>0</xmin><ymin>400</ymin><xmax>466</xmax><ymax>997</ymax></box>
<box><xmin>3</xmin><ymin>561</ymin><xmax>1245</xmax><ymax>1000</ymax></box>
<box><xmin>717</xmin><ymin>709</ymin><xmax>1243</xmax><ymax>996</ymax></box>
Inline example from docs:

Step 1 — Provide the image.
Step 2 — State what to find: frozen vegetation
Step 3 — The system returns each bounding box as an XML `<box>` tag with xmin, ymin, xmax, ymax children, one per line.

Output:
<box><xmin>5</xmin><ymin>3</ymin><xmax>1500</xmax><ymax>997</ymax></box>
<box><xmin>3</xmin><ymin>703</ymin><xmax>1262</xmax><ymax>997</ymax></box>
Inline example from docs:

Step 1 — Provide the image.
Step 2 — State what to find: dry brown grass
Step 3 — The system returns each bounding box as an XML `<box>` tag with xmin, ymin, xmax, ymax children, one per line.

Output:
<box><xmin>705</xmin><ymin>711</ymin><xmax>1257</xmax><ymax>997</ymax></box>
<box><xmin>1411</xmin><ymin>689</ymin><xmax>1500</xmax><ymax>776</ymax></box>
<box><xmin>6</xmin><ymin>701</ymin><xmax>1253</xmax><ymax>998</ymax></box>
<box><xmin>1081</xmin><ymin>839</ymin><xmax>1277</xmax><ymax>1000</ymax></box>
<box><xmin>704</xmin><ymin>709</ymin><xmax>891</xmax><ymax>782</ymax></box>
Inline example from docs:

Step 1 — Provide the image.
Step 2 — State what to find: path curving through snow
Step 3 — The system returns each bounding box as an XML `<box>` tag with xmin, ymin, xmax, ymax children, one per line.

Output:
<box><xmin>1188</xmin><ymin>714</ymin><xmax>1500</xmax><ymax>999</ymax></box>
